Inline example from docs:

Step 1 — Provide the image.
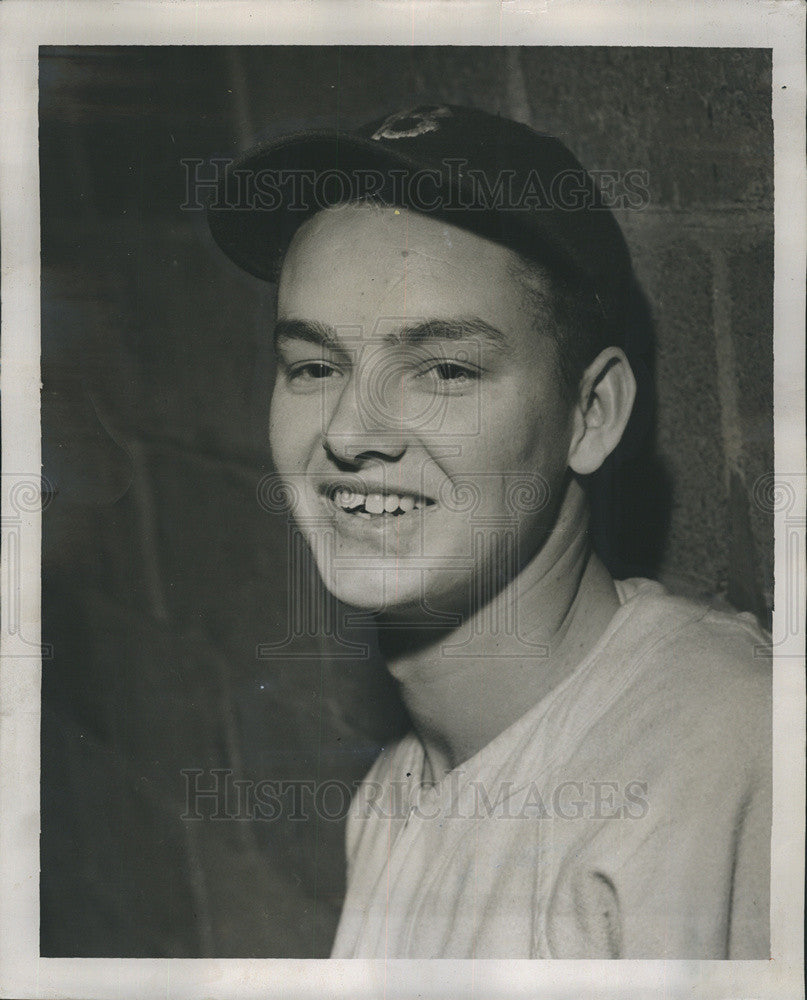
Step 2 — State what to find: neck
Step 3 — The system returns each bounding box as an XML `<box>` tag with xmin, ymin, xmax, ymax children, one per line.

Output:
<box><xmin>376</xmin><ymin>479</ymin><xmax>620</xmax><ymax>782</ymax></box>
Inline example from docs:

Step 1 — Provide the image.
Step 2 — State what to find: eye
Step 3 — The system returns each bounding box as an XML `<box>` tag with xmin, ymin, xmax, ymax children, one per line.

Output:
<box><xmin>285</xmin><ymin>361</ymin><xmax>342</xmax><ymax>390</ymax></box>
<box><xmin>415</xmin><ymin>360</ymin><xmax>481</xmax><ymax>392</ymax></box>
<box><xmin>294</xmin><ymin>363</ymin><xmax>335</xmax><ymax>379</ymax></box>
<box><xmin>433</xmin><ymin>362</ymin><xmax>474</xmax><ymax>382</ymax></box>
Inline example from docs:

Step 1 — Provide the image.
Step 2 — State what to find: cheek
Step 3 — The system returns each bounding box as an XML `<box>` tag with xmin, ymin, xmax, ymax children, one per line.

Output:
<box><xmin>476</xmin><ymin>387</ymin><xmax>572</xmax><ymax>470</ymax></box>
<box><xmin>268</xmin><ymin>390</ymin><xmax>317</xmax><ymax>474</ymax></box>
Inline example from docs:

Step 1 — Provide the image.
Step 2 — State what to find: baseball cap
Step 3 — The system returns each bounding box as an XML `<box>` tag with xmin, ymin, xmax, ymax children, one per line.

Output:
<box><xmin>207</xmin><ymin>104</ymin><xmax>635</xmax><ymax>336</ymax></box>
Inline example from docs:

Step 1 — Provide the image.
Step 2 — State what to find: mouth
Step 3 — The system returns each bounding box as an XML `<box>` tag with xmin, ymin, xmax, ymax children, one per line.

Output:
<box><xmin>319</xmin><ymin>483</ymin><xmax>437</xmax><ymax>520</ymax></box>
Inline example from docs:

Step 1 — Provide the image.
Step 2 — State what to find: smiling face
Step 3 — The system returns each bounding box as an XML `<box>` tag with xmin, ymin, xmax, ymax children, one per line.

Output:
<box><xmin>269</xmin><ymin>203</ymin><xmax>578</xmax><ymax>616</ymax></box>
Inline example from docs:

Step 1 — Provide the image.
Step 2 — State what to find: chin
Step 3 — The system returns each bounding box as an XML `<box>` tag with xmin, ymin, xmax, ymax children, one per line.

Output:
<box><xmin>318</xmin><ymin>563</ymin><xmax>417</xmax><ymax>611</ymax></box>
<box><xmin>318</xmin><ymin>560</ymin><xmax>469</xmax><ymax>625</ymax></box>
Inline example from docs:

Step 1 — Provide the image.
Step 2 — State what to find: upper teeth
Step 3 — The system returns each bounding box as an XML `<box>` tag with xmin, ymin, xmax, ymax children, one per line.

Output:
<box><xmin>333</xmin><ymin>489</ymin><xmax>420</xmax><ymax>513</ymax></box>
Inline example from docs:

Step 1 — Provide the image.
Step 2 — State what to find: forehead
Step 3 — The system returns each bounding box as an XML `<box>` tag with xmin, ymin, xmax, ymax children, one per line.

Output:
<box><xmin>277</xmin><ymin>203</ymin><xmax>545</xmax><ymax>338</ymax></box>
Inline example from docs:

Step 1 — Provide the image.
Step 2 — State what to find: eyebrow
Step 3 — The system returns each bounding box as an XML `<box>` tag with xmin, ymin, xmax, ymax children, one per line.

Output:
<box><xmin>273</xmin><ymin>319</ymin><xmax>344</xmax><ymax>352</ymax></box>
<box><xmin>391</xmin><ymin>318</ymin><xmax>508</xmax><ymax>348</ymax></box>
<box><xmin>273</xmin><ymin>316</ymin><xmax>509</xmax><ymax>353</ymax></box>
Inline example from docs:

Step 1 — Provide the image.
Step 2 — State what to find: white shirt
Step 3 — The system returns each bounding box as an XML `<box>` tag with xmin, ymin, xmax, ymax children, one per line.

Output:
<box><xmin>331</xmin><ymin>579</ymin><xmax>771</xmax><ymax>959</ymax></box>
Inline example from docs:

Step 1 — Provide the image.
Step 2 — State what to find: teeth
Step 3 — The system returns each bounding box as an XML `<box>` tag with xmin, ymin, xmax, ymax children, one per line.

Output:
<box><xmin>334</xmin><ymin>489</ymin><xmax>361</xmax><ymax>509</ymax></box>
<box><xmin>330</xmin><ymin>488</ymin><xmax>428</xmax><ymax>514</ymax></box>
<box><xmin>365</xmin><ymin>493</ymin><xmax>384</xmax><ymax>515</ymax></box>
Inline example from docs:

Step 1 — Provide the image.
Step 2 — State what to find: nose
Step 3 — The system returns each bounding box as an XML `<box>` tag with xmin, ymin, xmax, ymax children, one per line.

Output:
<box><xmin>322</xmin><ymin>370</ymin><xmax>407</xmax><ymax>466</ymax></box>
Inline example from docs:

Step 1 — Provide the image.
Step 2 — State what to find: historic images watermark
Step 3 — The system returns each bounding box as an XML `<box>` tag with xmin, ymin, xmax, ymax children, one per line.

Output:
<box><xmin>181</xmin><ymin>768</ymin><xmax>649</xmax><ymax>823</ymax></box>
<box><xmin>272</xmin><ymin>319</ymin><xmax>489</xmax><ymax>440</ymax></box>
<box><xmin>182</xmin><ymin>158</ymin><xmax>651</xmax><ymax>215</ymax></box>
<box><xmin>752</xmin><ymin>472</ymin><xmax>805</xmax><ymax>656</ymax></box>
<box><xmin>1</xmin><ymin>474</ymin><xmax>55</xmax><ymax>659</ymax></box>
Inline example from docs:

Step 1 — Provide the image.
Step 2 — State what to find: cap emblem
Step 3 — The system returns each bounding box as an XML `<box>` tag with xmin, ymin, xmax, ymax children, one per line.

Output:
<box><xmin>371</xmin><ymin>106</ymin><xmax>451</xmax><ymax>141</ymax></box>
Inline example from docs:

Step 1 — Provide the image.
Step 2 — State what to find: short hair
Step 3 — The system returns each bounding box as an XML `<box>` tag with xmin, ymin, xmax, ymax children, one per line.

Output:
<box><xmin>506</xmin><ymin>251</ymin><xmax>615</xmax><ymax>404</ymax></box>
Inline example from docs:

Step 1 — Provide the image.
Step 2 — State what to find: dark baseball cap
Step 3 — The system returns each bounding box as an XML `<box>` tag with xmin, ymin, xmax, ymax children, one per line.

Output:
<box><xmin>207</xmin><ymin>104</ymin><xmax>635</xmax><ymax>334</ymax></box>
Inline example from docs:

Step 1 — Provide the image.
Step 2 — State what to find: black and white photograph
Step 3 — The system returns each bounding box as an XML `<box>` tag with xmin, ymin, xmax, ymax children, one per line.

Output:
<box><xmin>0</xmin><ymin>2</ymin><xmax>804</xmax><ymax>998</ymax></box>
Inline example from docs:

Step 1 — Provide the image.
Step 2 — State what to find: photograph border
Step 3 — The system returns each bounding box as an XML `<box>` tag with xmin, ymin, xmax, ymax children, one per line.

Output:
<box><xmin>1</xmin><ymin>1</ymin><xmax>804</xmax><ymax>997</ymax></box>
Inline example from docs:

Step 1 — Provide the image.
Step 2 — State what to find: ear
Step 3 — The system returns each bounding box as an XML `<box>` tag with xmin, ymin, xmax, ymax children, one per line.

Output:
<box><xmin>567</xmin><ymin>347</ymin><xmax>637</xmax><ymax>475</ymax></box>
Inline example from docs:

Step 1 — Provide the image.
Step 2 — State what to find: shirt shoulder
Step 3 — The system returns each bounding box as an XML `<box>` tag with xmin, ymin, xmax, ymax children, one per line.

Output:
<box><xmin>604</xmin><ymin>578</ymin><xmax>771</xmax><ymax>773</ymax></box>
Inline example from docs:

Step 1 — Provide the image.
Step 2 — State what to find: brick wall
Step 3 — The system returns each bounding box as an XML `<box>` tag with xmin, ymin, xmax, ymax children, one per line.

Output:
<box><xmin>40</xmin><ymin>46</ymin><xmax>773</xmax><ymax>955</ymax></box>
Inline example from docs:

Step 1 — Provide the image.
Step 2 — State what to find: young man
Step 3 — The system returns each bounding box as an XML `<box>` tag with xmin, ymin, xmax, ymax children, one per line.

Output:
<box><xmin>208</xmin><ymin>105</ymin><xmax>771</xmax><ymax>959</ymax></box>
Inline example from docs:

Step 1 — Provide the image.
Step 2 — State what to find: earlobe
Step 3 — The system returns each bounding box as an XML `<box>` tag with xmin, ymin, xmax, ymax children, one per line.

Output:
<box><xmin>567</xmin><ymin>348</ymin><xmax>637</xmax><ymax>476</ymax></box>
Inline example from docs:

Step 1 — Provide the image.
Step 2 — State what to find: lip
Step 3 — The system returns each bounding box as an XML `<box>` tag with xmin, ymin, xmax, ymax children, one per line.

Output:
<box><xmin>317</xmin><ymin>478</ymin><xmax>436</xmax><ymax>506</ymax></box>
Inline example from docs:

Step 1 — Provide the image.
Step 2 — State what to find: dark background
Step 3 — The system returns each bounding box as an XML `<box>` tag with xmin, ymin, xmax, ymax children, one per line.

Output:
<box><xmin>40</xmin><ymin>46</ymin><xmax>773</xmax><ymax>957</ymax></box>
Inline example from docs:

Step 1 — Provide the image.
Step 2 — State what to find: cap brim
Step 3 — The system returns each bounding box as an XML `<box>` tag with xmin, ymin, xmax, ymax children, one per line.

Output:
<box><xmin>207</xmin><ymin>130</ymin><xmax>456</xmax><ymax>281</ymax></box>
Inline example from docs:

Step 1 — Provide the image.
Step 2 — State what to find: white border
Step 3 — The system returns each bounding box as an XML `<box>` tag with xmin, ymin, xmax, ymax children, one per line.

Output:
<box><xmin>1</xmin><ymin>2</ymin><xmax>804</xmax><ymax>998</ymax></box>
